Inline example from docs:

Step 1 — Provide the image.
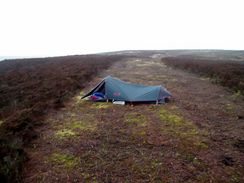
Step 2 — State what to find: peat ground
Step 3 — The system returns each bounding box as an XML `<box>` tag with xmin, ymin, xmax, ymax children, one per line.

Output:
<box><xmin>23</xmin><ymin>58</ymin><xmax>244</xmax><ymax>182</ymax></box>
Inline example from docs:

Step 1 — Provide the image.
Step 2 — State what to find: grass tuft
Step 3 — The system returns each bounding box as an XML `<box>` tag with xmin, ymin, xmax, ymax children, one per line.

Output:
<box><xmin>225</xmin><ymin>103</ymin><xmax>235</xmax><ymax>114</ymax></box>
<box><xmin>55</xmin><ymin>129</ymin><xmax>76</xmax><ymax>139</ymax></box>
<box><xmin>158</xmin><ymin>108</ymin><xmax>188</xmax><ymax>126</ymax></box>
<box><xmin>49</xmin><ymin>152</ymin><xmax>79</xmax><ymax>169</ymax></box>
<box><xmin>0</xmin><ymin>120</ymin><xmax>4</xmax><ymax>127</ymax></box>
<box><xmin>194</xmin><ymin>141</ymin><xmax>209</xmax><ymax>150</ymax></box>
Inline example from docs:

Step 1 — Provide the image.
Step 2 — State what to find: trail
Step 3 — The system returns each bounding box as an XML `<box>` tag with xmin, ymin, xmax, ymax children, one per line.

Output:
<box><xmin>23</xmin><ymin>58</ymin><xmax>244</xmax><ymax>182</ymax></box>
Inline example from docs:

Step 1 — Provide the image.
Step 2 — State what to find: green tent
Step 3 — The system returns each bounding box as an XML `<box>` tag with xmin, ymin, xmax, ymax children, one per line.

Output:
<box><xmin>82</xmin><ymin>76</ymin><xmax>171</xmax><ymax>104</ymax></box>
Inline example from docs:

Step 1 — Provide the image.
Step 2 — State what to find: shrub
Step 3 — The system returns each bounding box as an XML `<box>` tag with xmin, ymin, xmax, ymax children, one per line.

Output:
<box><xmin>0</xmin><ymin>54</ymin><xmax>127</xmax><ymax>182</ymax></box>
<box><xmin>162</xmin><ymin>57</ymin><xmax>244</xmax><ymax>94</ymax></box>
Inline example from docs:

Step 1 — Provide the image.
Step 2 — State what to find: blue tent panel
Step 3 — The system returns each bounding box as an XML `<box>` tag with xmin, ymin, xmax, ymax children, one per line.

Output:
<box><xmin>82</xmin><ymin>76</ymin><xmax>171</xmax><ymax>103</ymax></box>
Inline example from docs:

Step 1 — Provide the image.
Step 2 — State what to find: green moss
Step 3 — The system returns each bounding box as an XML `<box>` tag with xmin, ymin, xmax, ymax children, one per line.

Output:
<box><xmin>71</xmin><ymin>121</ymin><xmax>96</xmax><ymax>131</ymax></box>
<box><xmin>181</xmin><ymin>128</ymin><xmax>199</xmax><ymax>137</ymax></box>
<box><xmin>165</xmin><ymin>128</ymin><xmax>199</xmax><ymax>140</ymax></box>
<box><xmin>194</xmin><ymin>141</ymin><xmax>209</xmax><ymax>150</ymax></box>
<box><xmin>158</xmin><ymin>108</ymin><xmax>184</xmax><ymax>126</ymax></box>
<box><xmin>91</xmin><ymin>102</ymin><xmax>111</xmax><ymax>109</ymax></box>
<box><xmin>158</xmin><ymin>108</ymin><xmax>198</xmax><ymax>137</ymax></box>
<box><xmin>49</xmin><ymin>152</ymin><xmax>79</xmax><ymax>169</ymax></box>
<box><xmin>55</xmin><ymin>129</ymin><xmax>76</xmax><ymax>138</ymax></box>
<box><xmin>124</xmin><ymin>113</ymin><xmax>148</xmax><ymax>127</ymax></box>
<box><xmin>158</xmin><ymin>108</ymin><xmax>209</xmax><ymax>152</ymax></box>
<box><xmin>158</xmin><ymin>108</ymin><xmax>198</xmax><ymax>132</ymax></box>
<box><xmin>55</xmin><ymin>119</ymin><xmax>96</xmax><ymax>139</ymax></box>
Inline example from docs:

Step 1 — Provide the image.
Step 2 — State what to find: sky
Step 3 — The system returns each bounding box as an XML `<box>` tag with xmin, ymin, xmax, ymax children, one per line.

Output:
<box><xmin>0</xmin><ymin>0</ymin><xmax>244</xmax><ymax>57</ymax></box>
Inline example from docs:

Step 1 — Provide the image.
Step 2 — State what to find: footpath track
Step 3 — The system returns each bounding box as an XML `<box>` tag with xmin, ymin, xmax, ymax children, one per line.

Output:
<box><xmin>23</xmin><ymin>58</ymin><xmax>244</xmax><ymax>183</ymax></box>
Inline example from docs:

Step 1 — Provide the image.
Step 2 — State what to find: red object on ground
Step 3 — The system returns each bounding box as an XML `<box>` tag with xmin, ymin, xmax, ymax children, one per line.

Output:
<box><xmin>90</xmin><ymin>95</ymin><xmax>98</xmax><ymax>101</ymax></box>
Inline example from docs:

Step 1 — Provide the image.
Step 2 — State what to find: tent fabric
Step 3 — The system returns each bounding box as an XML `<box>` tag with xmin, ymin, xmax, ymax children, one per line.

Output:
<box><xmin>82</xmin><ymin>76</ymin><xmax>171</xmax><ymax>103</ymax></box>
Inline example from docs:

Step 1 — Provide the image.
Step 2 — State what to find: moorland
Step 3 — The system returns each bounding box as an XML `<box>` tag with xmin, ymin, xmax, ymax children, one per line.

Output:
<box><xmin>0</xmin><ymin>50</ymin><xmax>243</xmax><ymax>182</ymax></box>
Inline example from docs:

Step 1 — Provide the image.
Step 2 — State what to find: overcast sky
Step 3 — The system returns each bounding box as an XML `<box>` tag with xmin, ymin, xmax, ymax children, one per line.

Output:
<box><xmin>0</xmin><ymin>0</ymin><xmax>243</xmax><ymax>57</ymax></box>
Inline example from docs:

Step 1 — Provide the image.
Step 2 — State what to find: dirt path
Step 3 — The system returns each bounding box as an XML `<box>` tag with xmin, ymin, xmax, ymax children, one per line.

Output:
<box><xmin>23</xmin><ymin>58</ymin><xmax>244</xmax><ymax>183</ymax></box>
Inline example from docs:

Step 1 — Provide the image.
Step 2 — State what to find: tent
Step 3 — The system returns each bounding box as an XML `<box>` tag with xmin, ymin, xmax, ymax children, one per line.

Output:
<box><xmin>81</xmin><ymin>76</ymin><xmax>171</xmax><ymax>104</ymax></box>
